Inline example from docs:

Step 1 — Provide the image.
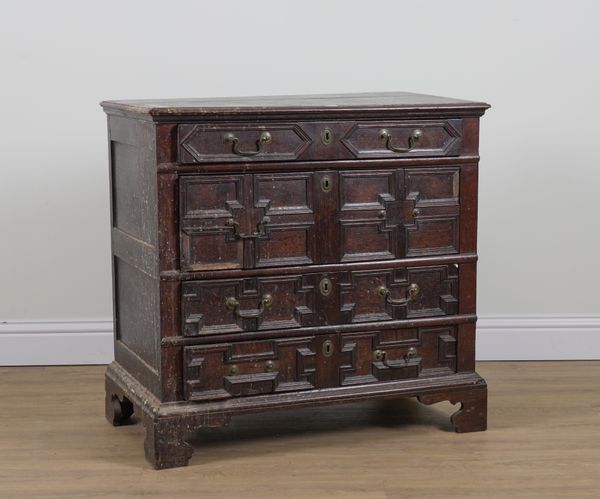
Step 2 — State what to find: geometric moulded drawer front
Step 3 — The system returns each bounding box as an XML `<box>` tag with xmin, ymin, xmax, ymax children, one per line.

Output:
<box><xmin>181</xmin><ymin>264</ymin><xmax>459</xmax><ymax>336</ymax></box>
<box><xmin>180</xmin><ymin>167</ymin><xmax>462</xmax><ymax>271</ymax></box>
<box><xmin>182</xmin><ymin>326</ymin><xmax>458</xmax><ymax>401</ymax></box>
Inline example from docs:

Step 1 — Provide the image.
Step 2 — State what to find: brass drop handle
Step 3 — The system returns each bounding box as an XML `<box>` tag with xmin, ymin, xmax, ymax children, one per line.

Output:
<box><xmin>379</xmin><ymin>128</ymin><xmax>423</xmax><ymax>153</ymax></box>
<box><xmin>225</xmin><ymin>293</ymin><xmax>273</xmax><ymax>319</ymax></box>
<box><xmin>226</xmin><ymin>216</ymin><xmax>271</xmax><ymax>239</ymax></box>
<box><xmin>373</xmin><ymin>347</ymin><xmax>418</xmax><ymax>366</ymax></box>
<box><xmin>223</xmin><ymin>131</ymin><xmax>272</xmax><ymax>156</ymax></box>
<box><xmin>378</xmin><ymin>283</ymin><xmax>420</xmax><ymax>305</ymax></box>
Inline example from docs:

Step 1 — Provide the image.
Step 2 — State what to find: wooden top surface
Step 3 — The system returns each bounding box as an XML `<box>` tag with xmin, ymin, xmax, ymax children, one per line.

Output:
<box><xmin>101</xmin><ymin>91</ymin><xmax>490</xmax><ymax>119</ymax></box>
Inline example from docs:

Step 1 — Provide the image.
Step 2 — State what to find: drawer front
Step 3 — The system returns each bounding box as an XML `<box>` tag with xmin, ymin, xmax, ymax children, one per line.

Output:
<box><xmin>181</xmin><ymin>264</ymin><xmax>458</xmax><ymax>336</ymax></box>
<box><xmin>182</xmin><ymin>326</ymin><xmax>458</xmax><ymax>401</ymax></box>
<box><xmin>341</xmin><ymin>119</ymin><xmax>463</xmax><ymax>159</ymax></box>
<box><xmin>178</xmin><ymin>120</ymin><xmax>463</xmax><ymax>164</ymax></box>
<box><xmin>180</xmin><ymin>166</ymin><xmax>462</xmax><ymax>271</ymax></box>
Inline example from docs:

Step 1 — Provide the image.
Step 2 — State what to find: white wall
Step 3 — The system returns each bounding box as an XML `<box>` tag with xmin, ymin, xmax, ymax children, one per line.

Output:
<box><xmin>1</xmin><ymin>0</ymin><xmax>599</xmax><ymax>363</ymax></box>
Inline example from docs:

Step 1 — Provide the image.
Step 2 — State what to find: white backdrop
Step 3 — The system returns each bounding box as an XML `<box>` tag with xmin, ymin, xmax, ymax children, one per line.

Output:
<box><xmin>1</xmin><ymin>0</ymin><xmax>599</xmax><ymax>364</ymax></box>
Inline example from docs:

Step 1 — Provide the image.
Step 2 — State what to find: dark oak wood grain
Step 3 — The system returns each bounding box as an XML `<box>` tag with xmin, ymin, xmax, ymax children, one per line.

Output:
<box><xmin>103</xmin><ymin>91</ymin><xmax>489</xmax><ymax>469</ymax></box>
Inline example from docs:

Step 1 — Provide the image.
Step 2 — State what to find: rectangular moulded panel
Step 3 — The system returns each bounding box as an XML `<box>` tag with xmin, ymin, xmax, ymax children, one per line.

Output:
<box><xmin>339</xmin><ymin>326</ymin><xmax>458</xmax><ymax>386</ymax></box>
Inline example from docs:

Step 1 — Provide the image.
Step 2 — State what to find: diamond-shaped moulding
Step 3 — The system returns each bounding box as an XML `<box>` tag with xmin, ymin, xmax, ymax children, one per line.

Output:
<box><xmin>178</xmin><ymin>123</ymin><xmax>312</xmax><ymax>163</ymax></box>
<box><xmin>341</xmin><ymin>119</ymin><xmax>463</xmax><ymax>158</ymax></box>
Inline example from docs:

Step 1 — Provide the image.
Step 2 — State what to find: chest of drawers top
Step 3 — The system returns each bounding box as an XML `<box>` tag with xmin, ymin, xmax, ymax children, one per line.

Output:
<box><xmin>101</xmin><ymin>91</ymin><xmax>489</xmax><ymax>118</ymax></box>
<box><xmin>102</xmin><ymin>92</ymin><xmax>488</xmax><ymax>171</ymax></box>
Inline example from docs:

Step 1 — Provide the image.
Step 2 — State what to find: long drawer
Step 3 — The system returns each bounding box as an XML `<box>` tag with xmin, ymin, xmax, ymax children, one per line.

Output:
<box><xmin>182</xmin><ymin>264</ymin><xmax>458</xmax><ymax>336</ymax></box>
<box><xmin>182</xmin><ymin>325</ymin><xmax>459</xmax><ymax>401</ymax></box>
<box><xmin>180</xmin><ymin>166</ymin><xmax>462</xmax><ymax>271</ymax></box>
<box><xmin>178</xmin><ymin>119</ymin><xmax>464</xmax><ymax>164</ymax></box>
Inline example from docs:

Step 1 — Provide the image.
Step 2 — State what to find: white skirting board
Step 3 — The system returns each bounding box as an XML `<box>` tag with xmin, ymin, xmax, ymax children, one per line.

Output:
<box><xmin>1</xmin><ymin>315</ymin><xmax>599</xmax><ymax>366</ymax></box>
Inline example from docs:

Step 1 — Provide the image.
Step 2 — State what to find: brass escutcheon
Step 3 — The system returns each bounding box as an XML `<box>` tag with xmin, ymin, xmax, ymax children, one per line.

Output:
<box><xmin>320</xmin><ymin>175</ymin><xmax>332</xmax><ymax>192</ymax></box>
<box><xmin>229</xmin><ymin>365</ymin><xmax>239</xmax><ymax>375</ymax></box>
<box><xmin>322</xmin><ymin>339</ymin><xmax>334</xmax><ymax>357</ymax></box>
<box><xmin>319</xmin><ymin>278</ymin><xmax>333</xmax><ymax>296</ymax></box>
<box><xmin>265</xmin><ymin>360</ymin><xmax>275</xmax><ymax>372</ymax></box>
<box><xmin>321</xmin><ymin>128</ymin><xmax>333</xmax><ymax>145</ymax></box>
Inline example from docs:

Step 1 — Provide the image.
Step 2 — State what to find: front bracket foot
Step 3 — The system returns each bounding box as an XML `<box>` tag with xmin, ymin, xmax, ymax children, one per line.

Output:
<box><xmin>417</xmin><ymin>382</ymin><xmax>487</xmax><ymax>433</ymax></box>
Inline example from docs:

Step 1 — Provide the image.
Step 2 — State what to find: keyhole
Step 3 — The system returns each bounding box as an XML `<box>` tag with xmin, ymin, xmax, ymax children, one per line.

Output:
<box><xmin>319</xmin><ymin>278</ymin><xmax>333</xmax><ymax>296</ymax></box>
<box><xmin>321</xmin><ymin>127</ymin><xmax>333</xmax><ymax>145</ymax></box>
<box><xmin>321</xmin><ymin>176</ymin><xmax>332</xmax><ymax>192</ymax></box>
<box><xmin>322</xmin><ymin>340</ymin><xmax>334</xmax><ymax>357</ymax></box>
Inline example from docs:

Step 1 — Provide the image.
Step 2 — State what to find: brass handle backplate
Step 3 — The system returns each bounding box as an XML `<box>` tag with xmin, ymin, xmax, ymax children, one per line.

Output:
<box><xmin>378</xmin><ymin>283</ymin><xmax>420</xmax><ymax>306</ymax></box>
<box><xmin>373</xmin><ymin>347</ymin><xmax>418</xmax><ymax>367</ymax></box>
<box><xmin>223</xmin><ymin>131</ymin><xmax>272</xmax><ymax>156</ymax></box>
<box><xmin>225</xmin><ymin>293</ymin><xmax>273</xmax><ymax>319</ymax></box>
<box><xmin>379</xmin><ymin>128</ymin><xmax>423</xmax><ymax>153</ymax></box>
<box><xmin>226</xmin><ymin>216</ymin><xmax>270</xmax><ymax>240</ymax></box>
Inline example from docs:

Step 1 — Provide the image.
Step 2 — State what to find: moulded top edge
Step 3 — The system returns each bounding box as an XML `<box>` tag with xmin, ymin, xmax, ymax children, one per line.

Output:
<box><xmin>100</xmin><ymin>91</ymin><xmax>491</xmax><ymax>119</ymax></box>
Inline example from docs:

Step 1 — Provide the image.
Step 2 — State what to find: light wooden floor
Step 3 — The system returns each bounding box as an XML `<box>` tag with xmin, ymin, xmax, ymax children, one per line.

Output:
<box><xmin>0</xmin><ymin>362</ymin><xmax>599</xmax><ymax>498</ymax></box>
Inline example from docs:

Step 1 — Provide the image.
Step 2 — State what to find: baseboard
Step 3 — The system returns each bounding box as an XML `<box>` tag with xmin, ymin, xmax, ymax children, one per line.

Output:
<box><xmin>0</xmin><ymin>320</ymin><xmax>114</xmax><ymax>366</ymax></box>
<box><xmin>476</xmin><ymin>315</ymin><xmax>600</xmax><ymax>360</ymax></box>
<box><xmin>1</xmin><ymin>315</ymin><xmax>599</xmax><ymax>366</ymax></box>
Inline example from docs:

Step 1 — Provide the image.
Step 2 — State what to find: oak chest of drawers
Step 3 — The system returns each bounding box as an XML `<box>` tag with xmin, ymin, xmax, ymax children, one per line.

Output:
<box><xmin>102</xmin><ymin>92</ymin><xmax>490</xmax><ymax>469</ymax></box>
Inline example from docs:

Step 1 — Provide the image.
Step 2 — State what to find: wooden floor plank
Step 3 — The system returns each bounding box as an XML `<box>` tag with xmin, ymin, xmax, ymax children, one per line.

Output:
<box><xmin>0</xmin><ymin>362</ymin><xmax>599</xmax><ymax>498</ymax></box>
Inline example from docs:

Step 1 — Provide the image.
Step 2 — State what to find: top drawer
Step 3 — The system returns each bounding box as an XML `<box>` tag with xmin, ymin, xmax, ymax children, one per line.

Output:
<box><xmin>178</xmin><ymin>120</ymin><xmax>464</xmax><ymax>164</ymax></box>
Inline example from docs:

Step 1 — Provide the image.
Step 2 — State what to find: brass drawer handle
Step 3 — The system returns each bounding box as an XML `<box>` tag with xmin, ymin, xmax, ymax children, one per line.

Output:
<box><xmin>226</xmin><ymin>216</ymin><xmax>270</xmax><ymax>239</ymax></box>
<box><xmin>378</xmin><ymin>283</ymin><xmax>420</xmax><ymax>305</ymax></box>
<box><xmin>379</xmin><ymin>128</ymin><xmax>423</xmax><ymax>153</ymax></box>
<box><xmin>225</xmin><ymin>294</ymin><xmax>273</xmax><ymax>319</ymax></box>
<box><xmin>223</xmin><ymin>131</ymin><xmax>272</xmax><ymax>156</ymax></box>
<box><xmin>374</xmin><ymin>347</ymin><xmax>418</xmax><ymax>366</ymax></box>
